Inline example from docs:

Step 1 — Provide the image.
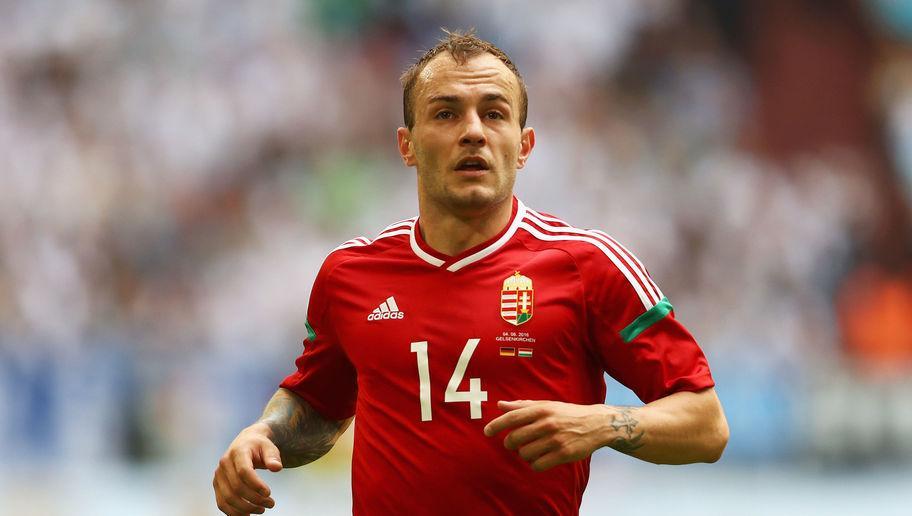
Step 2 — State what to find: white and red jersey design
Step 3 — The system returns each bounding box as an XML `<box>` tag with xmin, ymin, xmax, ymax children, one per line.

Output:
<box><xmin>281</xmin><ymin>197</ymin><xmax>714</xmax><ymax>515</ymax></box>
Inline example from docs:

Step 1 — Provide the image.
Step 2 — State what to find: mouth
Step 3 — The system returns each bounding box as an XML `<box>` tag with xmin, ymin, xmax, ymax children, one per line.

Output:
<box><xmin>454</xmin><ymin>156</ymin><xmax>491</xmax><ymax>173</ymax></box>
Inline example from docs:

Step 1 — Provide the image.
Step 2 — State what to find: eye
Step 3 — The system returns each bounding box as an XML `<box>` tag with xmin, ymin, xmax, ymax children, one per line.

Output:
<box><xmin>486</xmin><ymin>111</ymin><xmax>504</xmax><ymax>120</ymax></box>
<box><xmin>435</xmin><ymin>110</ymin><xmax>454</xmax><ymax>120</ymax></box>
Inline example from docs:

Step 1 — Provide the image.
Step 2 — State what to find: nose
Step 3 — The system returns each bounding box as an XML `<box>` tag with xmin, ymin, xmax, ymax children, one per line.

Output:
<box><xmin>459</xmin><ymin>112</ymin><xmax>486</xmax><ymax>146</ymax></box>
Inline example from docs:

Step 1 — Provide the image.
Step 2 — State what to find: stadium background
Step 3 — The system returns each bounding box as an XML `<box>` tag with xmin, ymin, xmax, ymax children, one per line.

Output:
<box><xmin>1</xmin><ymin>0</ymin><xmax>911</xmax><ymax>514</ymax></box>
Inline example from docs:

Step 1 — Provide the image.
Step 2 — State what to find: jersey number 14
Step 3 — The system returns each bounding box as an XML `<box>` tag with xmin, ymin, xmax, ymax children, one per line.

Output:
<box><xmin>410</xmin><ymin>339</ymin><xmax>488</xmax><ymax>421</ymax></box>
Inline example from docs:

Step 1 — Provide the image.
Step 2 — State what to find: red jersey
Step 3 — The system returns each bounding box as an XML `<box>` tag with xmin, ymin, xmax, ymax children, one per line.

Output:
<box><xmin>281</xmin><ymin>197</ymin><xmax>714</xmax><ymax>515</ymax></box>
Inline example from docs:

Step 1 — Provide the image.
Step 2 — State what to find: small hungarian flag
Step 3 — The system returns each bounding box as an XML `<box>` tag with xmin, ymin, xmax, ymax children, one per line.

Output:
<box><xmin>518</xmin><ymin>348</ymin><xmax>533</xmax><ymax>358</ymax></box>
<box><xmin>499</xmin><ymin>347</ymin><xmax>516</xmax><ymax>357</ymax></box>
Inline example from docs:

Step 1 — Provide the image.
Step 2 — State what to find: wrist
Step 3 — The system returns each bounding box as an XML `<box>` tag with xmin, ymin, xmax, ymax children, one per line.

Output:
<box><xmin>598</xmin><ymin>405</ymin><xmax>646</xmax><ymax>454</ymax></box>
<box><xmin>595</xmin><ymin>405</ymin><xmax>620</xmax><ymax>449</ymax></box>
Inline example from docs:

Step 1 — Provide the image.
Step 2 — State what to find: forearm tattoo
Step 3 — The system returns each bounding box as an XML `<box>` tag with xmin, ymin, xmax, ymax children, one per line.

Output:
<box><xmin>606</xmin><ymin>407</ymin><xmax>645</xmax><ymax>455</ymax></box>
<box><xmin>260</xmin><ymin>390</ymin><xmax>350</xmax><ymax>468</ymax></box>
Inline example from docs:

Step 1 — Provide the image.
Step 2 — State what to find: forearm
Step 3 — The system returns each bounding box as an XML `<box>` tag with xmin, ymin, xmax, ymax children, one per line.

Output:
<box><xmin>602</xmin><ymin>388</ymin><xmax>728</xmax><ymax>464</ymax></box>
<box><xmin>256</xmin><ymin>388</ymin><xmax>353</xmax><ymax>468</ymax></box>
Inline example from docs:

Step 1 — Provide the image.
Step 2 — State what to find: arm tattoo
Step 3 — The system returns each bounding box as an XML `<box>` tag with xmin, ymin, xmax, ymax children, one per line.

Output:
<box><xmin>260</xmin><ymin>389</ymin><xmax>351</xmax><ymax>468</ymax></box>
<box><xmin>606</xmin><ymin>407</ymin><xmax>645</xmax><ymax>455</ymax></box>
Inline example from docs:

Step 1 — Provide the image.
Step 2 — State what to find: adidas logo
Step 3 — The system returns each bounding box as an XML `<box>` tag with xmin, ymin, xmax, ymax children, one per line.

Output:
<box><xmin>367</xmin><ymin>296</ymin><xmax>405</xmax><ymax>321</ymax></box>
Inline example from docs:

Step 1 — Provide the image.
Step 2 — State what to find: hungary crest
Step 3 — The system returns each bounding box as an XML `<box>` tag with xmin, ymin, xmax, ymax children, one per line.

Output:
<box><xmin>501</xmin><ymin>271</ymin><xmax>533</xmax><ymax>326</ymax></box>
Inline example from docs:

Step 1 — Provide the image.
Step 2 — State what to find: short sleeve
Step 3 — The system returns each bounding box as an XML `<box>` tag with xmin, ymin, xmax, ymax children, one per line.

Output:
<box><xmin>577</xmin><ymin>239</ymin><xmax>715</xmax><ymax>404</ymax></box>
<box><xmin>279</xmin><ymin>255</ymin><xmax>358</xmax><ymax>420</ymax></box>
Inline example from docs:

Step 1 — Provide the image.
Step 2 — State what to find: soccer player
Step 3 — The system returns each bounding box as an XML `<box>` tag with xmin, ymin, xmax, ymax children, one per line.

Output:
<box><xmin>213</xmin><ymin>29</ymin><xmax>729</xmax><ymax>516</ymax></box>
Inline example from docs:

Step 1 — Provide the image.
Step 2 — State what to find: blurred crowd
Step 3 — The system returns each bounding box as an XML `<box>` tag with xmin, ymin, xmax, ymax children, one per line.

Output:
<box><xmin>1</xmin><ymin>0</ymin><xmax>912</xmax><ymax>475</ymax></box>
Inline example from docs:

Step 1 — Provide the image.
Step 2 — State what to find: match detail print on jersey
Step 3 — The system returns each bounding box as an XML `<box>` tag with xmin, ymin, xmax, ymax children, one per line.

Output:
<box><xmin>501</xmin><ymin>271</ymin><xmax>534</xmax><ymax>326</ymax></box>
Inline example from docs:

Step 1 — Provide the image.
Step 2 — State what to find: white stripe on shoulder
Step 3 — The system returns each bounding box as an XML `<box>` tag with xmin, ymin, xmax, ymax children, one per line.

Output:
<box><xmin>523</xmin><ymin>212</ymin><xmax>660</xmax><ymax>305</ymax></box>
<box><xmin>333</xmin><ymin>241</ymin><xmax>366</xmax><ymax>251</ymax></box>
<box><xmin>591</xmin><ymin>229</ymin><xmax>664</xmax><ymax>300</ymax></box>
<box><xmin>526</xmin><ymin>209</ymin><xmax>569</xmax><ymax>226</ymax></box>
<box><xmin>374</xmin><ymin>229</ymin><xmax>411</xmax><ymax>241</ymax></box>
<box><xmin>331</xmin><ymin>219</ymin><xmax>415</xmax><ymax>253</ymax></box>
<box><xmin>380</xmin><ymin>217</ymin><xmax>418</xmax><ymax>234</ymax></box>
<box><xmin>518</xmin><ymin>219</ymin><xmax>656</xmax><ymax>310</ymax></box>
<box><xmin>525</xmin><ymin>211</ymin><xmax>661</xmax><ymax>301</ymax></box>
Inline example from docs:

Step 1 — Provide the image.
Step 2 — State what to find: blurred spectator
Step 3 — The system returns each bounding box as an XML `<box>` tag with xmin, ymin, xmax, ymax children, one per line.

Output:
<box><xmin>837</xmin><ymin>260</ymin><xmax>912</xmax><ymax>377</ymax></box>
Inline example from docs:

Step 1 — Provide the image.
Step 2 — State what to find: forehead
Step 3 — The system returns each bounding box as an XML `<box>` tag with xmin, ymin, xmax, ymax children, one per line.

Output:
<box><xmin>415</xmin><ymin>52</ymin><xmax>520</xmax><ymax>106</ymax></box>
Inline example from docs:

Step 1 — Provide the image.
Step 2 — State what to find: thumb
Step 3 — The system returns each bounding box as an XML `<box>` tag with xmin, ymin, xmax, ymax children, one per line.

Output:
<box><xmin>262</xmin><ymin>442</ymin><xmax>284</xmax><ymax>472</ymax></box>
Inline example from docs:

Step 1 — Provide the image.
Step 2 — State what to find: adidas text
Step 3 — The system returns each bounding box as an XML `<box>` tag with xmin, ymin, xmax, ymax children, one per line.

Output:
<box><xmin>368</xmin><ymin>311</ymin><xmax>405</xmax><ymax>321</ymax></box>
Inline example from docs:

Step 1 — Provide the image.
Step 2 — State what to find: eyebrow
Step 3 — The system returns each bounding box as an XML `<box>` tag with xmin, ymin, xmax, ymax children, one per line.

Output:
<box><xmin>428</xmin><ymin>93</ymin><xmax>511</xmax><ymax>105</ymax></box>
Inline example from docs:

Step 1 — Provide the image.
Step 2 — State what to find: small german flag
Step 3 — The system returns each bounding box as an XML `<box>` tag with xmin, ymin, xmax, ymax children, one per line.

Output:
<box><xmin>518</xmin><ymin>348</ymin><xmax>533</xmax><ymax>358</ymax></box>
<box><xmin>499</xmin><ymin>347</ymin><xmax>516</xmax><ymax>357</ymax></box>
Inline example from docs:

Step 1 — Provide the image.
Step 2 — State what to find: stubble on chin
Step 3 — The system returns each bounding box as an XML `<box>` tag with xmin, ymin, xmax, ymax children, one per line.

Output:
<box><xmin>444</xmin><ymin>192</ymin><xmax>490</xmax><ymax>215</ymax></box>
<box><xmin>418</xmin><ymin>162</ymin><xmax>515</xmax><ymax>215</ymax></box>
<box><xmin>440</xmin><ymin>178</ymin><xmax>514</xmax><ymax>215</ymax></box>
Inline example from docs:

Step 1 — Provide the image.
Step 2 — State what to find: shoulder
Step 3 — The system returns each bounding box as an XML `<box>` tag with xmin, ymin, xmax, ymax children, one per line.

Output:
<box><xmin>517</xmin><ymin>205</ymin><xmax>629</xmax><ymax>265</ymax></box>
<box><xmin>516</xmin><ymin>204</ymin><xmax>663</xmax><ymax>310</ymax></box>
<box><xmin>320</xmin><ymin>216</ymin><xmax>417</xmax><ymax>274</ymax></box>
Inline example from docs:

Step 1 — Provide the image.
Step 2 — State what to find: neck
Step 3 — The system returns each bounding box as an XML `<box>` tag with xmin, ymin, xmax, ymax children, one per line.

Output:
<box><xmin>418</xmin><ymin>196</ymin><xmax>514</xmax><ymax>256</ymax></box>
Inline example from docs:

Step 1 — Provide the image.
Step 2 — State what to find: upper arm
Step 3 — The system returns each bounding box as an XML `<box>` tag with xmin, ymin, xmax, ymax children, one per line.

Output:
<box><xmin>279</xmin><ymin>256</ymin><xmax>358</xmax><ymax>421</ymax></box>
<box><xmin>274</xmin><ymin>387</ymin><xmax>355</xmax><ymax>430</ymax></box>
<box><xmin>576</xmin><ymin>240</ymin><xmax>715</xmax><ymax>404</ymax></box>
<box><xmin>645</xmin><ymin>386</ymin><xmax>724</xmax><ymax>418</ymax></box>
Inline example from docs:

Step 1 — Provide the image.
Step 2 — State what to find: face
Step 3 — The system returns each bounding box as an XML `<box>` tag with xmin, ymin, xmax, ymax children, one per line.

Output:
<box><xmin>397</xmin><ymin>53</ymin><xmax>534</xmax><ymax>216</ymax></box>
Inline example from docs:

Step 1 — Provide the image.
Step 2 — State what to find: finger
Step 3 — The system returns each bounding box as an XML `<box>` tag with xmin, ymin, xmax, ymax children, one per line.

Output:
<box><xmin>223</xmin><ymin>460</ymin><xmax>274</xmax><ymax>511</ymax></box>
<box><xmin>484</xmin><ymin>405</ymin><xmax>549</xmax><ymax>437</ymax></box>
<box><xmin>238</xmin><ymin>461</ymin><xmax>271</xmax><ymax>495</ymax></box>
<box><xmin>218</xmin><ymin>475</ymin><xmax>268</xmax><ymax>516</ymax></box>
<box><xmin>214</xmin><ymin>467</ymin><xmax>243</xmax><ymax>511</ymax></box>
<box><xmin>233</xmin><ymin>479</ymin><xmax>275</xmax><ymax>510</ymax></box>
<box><xmin>224</xmin><ymin>493</ymin><xmax>266</xmax><ymax>515</ymax></box>
<box><xmin>218</xmin><ymin>500</ymin><xmax>247</xmax><ymax>516</ymax></box>
<box><xmin>233</xmin><ymin>452</ymin><xmax>272</xmax><ymax>497</ymax></box>
<box><xmin>497</xmin><ymin>399</ymin><xmax>544</xmax><ymax>411</ymax></box>
<box><xmin>221</xmin><ymin>483</ymin><xmax>269</xmax><ymax>515</ymax></box>
<box><xmin>216</xmin><ymin>499</ymin><xmax>242</xmax><ymax>516</ymax></box>
<box><xmin>214</xmin><ymin>474</ymin><xmax>234</xmax><ymax>516</ymax></box>
<box><xmin>518</xmin><ymin>437</ymin><xmax>558</xmax><ymax>463</ymax></box>
<box><xmin>531</xmin><ymin>450</ymin><xmax>566</xmax><ymax>472</ymax></box>
<box><xmin>503</xmin><ymin>421</ymin><xmax>551</xmax><ymax>450</ymax></box>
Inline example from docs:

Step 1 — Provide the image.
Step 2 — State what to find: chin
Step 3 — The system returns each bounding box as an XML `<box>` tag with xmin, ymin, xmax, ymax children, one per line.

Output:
<box><xmin>445</xmin><ymin>186</ymin><xmax>508</xmax><ymax>212</ymax></box>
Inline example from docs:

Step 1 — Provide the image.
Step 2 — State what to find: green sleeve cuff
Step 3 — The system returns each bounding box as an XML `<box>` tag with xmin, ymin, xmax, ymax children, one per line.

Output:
<box><xmin>305</xmin><ymin>321</ymin><xmax>317</xmax><ymax>342</ymax></box>
<box><xmin>619</xmin><ymin>297</ymin><xmax>673</xmax><ymax>343</ymax></box>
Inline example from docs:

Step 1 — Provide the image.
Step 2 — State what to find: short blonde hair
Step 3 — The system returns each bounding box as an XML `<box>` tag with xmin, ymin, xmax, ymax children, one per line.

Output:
<box><xmin>400</xmin><ymin>28</ymin><xmax>528</xmax><ymax>129</ymax></box>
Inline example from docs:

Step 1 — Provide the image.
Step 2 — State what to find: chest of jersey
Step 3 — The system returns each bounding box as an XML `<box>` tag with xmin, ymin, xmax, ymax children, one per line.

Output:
<box><xmin>328</xmin><ymin>247</ymin><xmax>604</xmax><ymax>425</ymax></box>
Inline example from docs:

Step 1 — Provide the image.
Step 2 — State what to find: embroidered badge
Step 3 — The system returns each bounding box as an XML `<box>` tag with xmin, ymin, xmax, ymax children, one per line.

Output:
<box><xmin>501</xmin><ymin>271</ymin><xmax>534</xmax><ymax>326</ymax></box>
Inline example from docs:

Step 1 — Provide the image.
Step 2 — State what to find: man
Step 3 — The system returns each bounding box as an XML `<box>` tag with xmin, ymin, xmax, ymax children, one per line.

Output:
<box><xmin>213</xmin><ymin>29</ymin><xmax>728</xmax><ymax>516</ymax></box>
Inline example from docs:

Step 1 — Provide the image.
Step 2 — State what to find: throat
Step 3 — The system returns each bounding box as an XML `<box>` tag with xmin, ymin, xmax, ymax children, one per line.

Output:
<box><xmin>418</xmin><ymin>198</ymin><xmax>514</xmax><ymax>257</ymax></box>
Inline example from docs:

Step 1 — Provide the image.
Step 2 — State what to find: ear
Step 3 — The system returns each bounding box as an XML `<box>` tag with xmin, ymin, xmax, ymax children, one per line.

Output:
<box><xmin>516</xmin><ymin>127</ymin><xmax>535</xmax><ymax>170</ymax></box>
<box><xmin>397</xmin><ymin>127</ymin><xmax>417</xmax><ymax>167</ymax></box>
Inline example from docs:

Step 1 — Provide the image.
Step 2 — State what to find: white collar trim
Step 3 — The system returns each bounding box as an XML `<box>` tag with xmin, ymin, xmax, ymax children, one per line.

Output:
<box><xmin>408</xmin><ymin>199</ymin><xmax>527</xmax><ymax>272</ymax></box>
<box><xmin>409</xmin><ymin>222</ymin><xmax>446</xmax><ymax>267</ymax></box>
